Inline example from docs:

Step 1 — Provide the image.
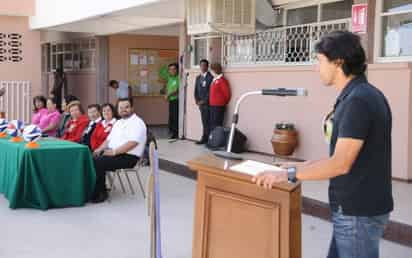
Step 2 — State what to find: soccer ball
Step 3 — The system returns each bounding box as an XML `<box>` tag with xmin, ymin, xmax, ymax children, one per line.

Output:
<box><xmin>0</xmin><ymin>118</ymin><xmax>8</xmax><ymax>132</ymax></box>
<box><xmin>7</xmin><ymin>120</ymin><xmax>24</xmax><ymax>137</ymax></box>
<box><xmin>22</xmin><ymin>124</ymin><xmax>42</xmax><ymax>142</ymax></box>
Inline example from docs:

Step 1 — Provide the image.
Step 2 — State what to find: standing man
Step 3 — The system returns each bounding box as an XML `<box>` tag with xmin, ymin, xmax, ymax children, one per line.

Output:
<box><xmin>93</xmin><ymin>98</ymin><xmax>147</xmax><ymax>203</ymax></box>
<box><xmin>165</xmin><ymin>63</ymin><xmax>179</xmax><ymax>139</ymax></box>
<box><xmin>50</xmin><ymin>67</ymin><xmax>68</xmax><ymax>111</ymax></box>
<box><xmin>109</xmin><ymin>80</ymin><xmax>132</xmax><ymax>99</ymax></box>
<box><xmin>253</xmin><ymin>31</ymin><xmax>393</xmax><ymax>258</ymax></box>
<box><xmin>194</xmin><ymin>59</ymin><xmax>213</xmax><ymax>144</ymax></box>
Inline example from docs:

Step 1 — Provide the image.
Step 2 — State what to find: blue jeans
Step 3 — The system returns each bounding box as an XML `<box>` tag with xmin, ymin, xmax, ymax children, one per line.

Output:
<box><xmin>327</xmin><ymin>210</ymin><xmax>389</xmax><ymax>258</ymax></box>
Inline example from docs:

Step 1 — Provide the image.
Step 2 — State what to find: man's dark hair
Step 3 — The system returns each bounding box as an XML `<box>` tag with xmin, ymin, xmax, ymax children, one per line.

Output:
<box><xmin>64</xmin><ymin>95</ymin><xmax>79</xmax><ymax>104</ymax></box>
<box><xmin>168</xmin><ymin>63</ymin><xmax>179</xmax><ymax>71</ymax></box>
<box><xmin>315</xmin><ymin>31</ymin><xmax>367</xmax><ymax>77</ymax></box>
<box><xmin>117</xmin><ymin>97</ymin><xmax>133</xmax><ymax>107</ymax></box>
<box><xmin>87</xmin><ymin>104</ymin><xmax>101</xmax><ymax>112</ymax></box>
<box><xmin>109</xmin><ymin>80</ymin><xmax>118</xmax><ymax>87</ymax></box>
<box><xmin>199</xmin><ymin>59</ymin><xmax>209</xmax><ymax>66</ymax></box>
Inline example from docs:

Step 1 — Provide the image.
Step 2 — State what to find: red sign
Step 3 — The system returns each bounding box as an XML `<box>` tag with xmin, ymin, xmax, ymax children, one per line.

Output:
<box><xmin>352</xmin><ymin>4</ymin><xmax>368</xmax><ymax>34</ymax></box>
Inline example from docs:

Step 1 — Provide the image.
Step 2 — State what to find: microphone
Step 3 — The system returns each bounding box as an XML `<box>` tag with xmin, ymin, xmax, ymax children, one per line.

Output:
<box><xmin>262</xmin><ymin>88</ymin><xmax>308</xmax><ymax>97</ymax></box>
<box><xmin>214</xmin><ymin>88</ymin><xmax>308</xmax><ymax>160</ymax></box>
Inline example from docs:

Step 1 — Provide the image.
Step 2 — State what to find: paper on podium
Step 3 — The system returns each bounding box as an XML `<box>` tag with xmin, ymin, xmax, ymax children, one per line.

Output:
<box><xmin>230</xmin><ymin>160</ymin><xmax>284</xmax><ymax>176</ymax></box>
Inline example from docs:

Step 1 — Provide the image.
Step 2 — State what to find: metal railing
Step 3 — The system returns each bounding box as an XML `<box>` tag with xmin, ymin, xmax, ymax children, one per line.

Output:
<box><xmin>223</xmin><ymin>19</ymin><xmax>351</xmax><ymax>66</ymax></box>
<box><xmin>0</xmin><ymin>81</ymin><xmax>31</xmax><ymax>123</ymax></box>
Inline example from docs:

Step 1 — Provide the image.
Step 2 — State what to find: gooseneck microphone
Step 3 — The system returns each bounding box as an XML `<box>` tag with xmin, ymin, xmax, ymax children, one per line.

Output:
<box><xmin>214</xmin><ymin>88</ymin><xmax>308</xmax><ymax>160</ymax></box>
<box><xmin>262</xmin><ymin>88</ymin><xmax>308</xmax><ymax>97</ymax></box>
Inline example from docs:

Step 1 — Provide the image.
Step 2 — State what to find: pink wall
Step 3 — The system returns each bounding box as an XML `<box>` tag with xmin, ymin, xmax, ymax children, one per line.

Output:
<box><xmin>0</xmin><ymin>16</ymin><xmax>41</xmax><ymax>95</ymax></box>
<box><xmin>108</xmin><ymin>34</ymin><xmax>178</xmax><ymax>124</ymax></box>
<box><xmin>0</xmin><ymin>0</ymin><xmax>35</xmax><ymax>16</ymax></box>
<box><xmin>185</xmin><ymin>63</ymin><xmax>412</xmax><ymax>180</ymax></box>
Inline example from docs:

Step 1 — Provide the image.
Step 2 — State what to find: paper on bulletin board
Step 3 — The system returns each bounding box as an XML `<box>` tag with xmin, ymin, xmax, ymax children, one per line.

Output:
<box><xmin>140</xmin><ymin>55</ymin><xmax>148</xmax><ymax>65</ymax></box>
<box><xmin>131</xmin><ymin>54</ymin><xmax>139</xmax><ymax>65</ymax></box>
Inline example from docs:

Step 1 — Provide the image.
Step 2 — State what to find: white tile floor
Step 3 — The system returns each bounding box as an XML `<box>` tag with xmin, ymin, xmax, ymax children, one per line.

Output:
<box><xmin>1</xmin><ymin>168</ymin><xmax>411</xmax><ymax>258</ymax></box>
<box><xmin>158</xmin><ymin>139</ymin><xmax>412</xmax><ymax>225</ymax></box>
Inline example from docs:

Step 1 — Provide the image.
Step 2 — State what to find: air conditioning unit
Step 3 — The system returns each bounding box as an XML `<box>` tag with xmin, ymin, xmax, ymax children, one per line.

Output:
<box><xmin>187</xmin><ymin>0</ymin><xmax>256</xmax><ymax>35</ymax></box>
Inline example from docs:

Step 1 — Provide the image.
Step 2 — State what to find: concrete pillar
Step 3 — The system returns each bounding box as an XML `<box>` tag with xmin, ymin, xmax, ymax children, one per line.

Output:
<box><xmin>96</xmin><ymin>36</ymin><xmax>109</xmax><ymax>104</ymax></box>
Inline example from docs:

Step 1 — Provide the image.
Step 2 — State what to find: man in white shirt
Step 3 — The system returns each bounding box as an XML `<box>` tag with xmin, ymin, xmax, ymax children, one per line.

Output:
<box><xmin>92</xmin><ymin>98</ymin><xmax>147</xmax><ymax>203</ymax></box>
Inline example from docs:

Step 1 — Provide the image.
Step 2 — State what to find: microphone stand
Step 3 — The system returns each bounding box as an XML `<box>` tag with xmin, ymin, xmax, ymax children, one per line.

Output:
<box><xmin>214</xmin><ymin>91</ymin><xmax>262</xmax><ymax>160</ymax></box>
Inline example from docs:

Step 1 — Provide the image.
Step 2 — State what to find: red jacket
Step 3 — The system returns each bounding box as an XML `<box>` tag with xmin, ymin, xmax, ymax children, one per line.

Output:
<box><xmin>90</xmin><ymin>120</ymin><xmax>115</xmax><ymax>151</ymax></box>
<box><xmin>209</xmin><ymin>75</ymin><xmax>231</xmax><ymax>106</ymax></box>
<box><xmin>62</xmin><ymin>115</ymin><xmax>89</xmax><ymax>143</ymax></box>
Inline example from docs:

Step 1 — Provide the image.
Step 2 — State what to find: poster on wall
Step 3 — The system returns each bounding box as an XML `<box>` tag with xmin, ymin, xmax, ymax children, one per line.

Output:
<box><xmin>352</xmin><ymin>4</ymin><xmax>368</xmax><ymax>34</ymax></box>
<box><xmin>128</xmin><ymin>49</ymin><xmax>178</xmax><ymax>96</ymax></box>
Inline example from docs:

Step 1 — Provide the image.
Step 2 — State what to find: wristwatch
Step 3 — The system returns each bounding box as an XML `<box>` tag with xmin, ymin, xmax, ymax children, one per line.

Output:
<box><xmin>287</xmin><ymin>167</ymin><xmax>297</xmax><ymax>183</ymax></box>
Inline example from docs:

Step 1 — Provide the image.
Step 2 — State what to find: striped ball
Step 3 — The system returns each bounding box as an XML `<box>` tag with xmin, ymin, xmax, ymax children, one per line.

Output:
<box><xmin>22</xmin><ymin>124</ymin><xmax>42</xmax><ymax>142</ymax></box>
<box><xmin>7</xmin><ymin>120</ymin><xmax>24</xmax><ymax>137</ymax></box>
<box><xmin>0</xmin><ymin>118</ymin><xmax>8</xmax><ymax>132</ymax></box>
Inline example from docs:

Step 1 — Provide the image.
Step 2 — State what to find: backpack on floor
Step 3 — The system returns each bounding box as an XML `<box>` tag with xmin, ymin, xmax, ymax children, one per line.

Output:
<box><xmin>207</xmin><ymin>126</ymin><xmax>247</xmax><ymax>153</ymax></box>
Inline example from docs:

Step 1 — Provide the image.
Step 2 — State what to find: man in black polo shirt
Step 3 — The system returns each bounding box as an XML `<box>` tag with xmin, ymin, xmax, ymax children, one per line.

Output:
<box><xmin>253</xmin><ymin>31</ymin><xmax>393</xmax><ymax>258</ymax></box>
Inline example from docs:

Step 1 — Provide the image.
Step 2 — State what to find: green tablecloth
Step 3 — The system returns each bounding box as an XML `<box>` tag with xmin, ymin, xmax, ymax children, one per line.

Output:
<box><xmin>0</xmin><ymin>137</ymin><xmax>96</xmax><ymax>210</ymax></box>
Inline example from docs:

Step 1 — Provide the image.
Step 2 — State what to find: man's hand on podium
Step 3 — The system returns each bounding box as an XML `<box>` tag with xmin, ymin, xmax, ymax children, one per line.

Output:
<box><xmin>252</xmin><ymin>170</ymin><xmax>288</xmax><ymax>190</ymax></box>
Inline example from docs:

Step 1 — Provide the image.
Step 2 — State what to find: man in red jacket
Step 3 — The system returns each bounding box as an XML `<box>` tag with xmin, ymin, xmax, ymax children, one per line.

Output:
<box><xmin>62</xmin><ymin>102</ymin><xmax>89</xmax><ymax>143</ymax></box>
<box><xmin>209</xmin><ymin>63</ymin><xmax>231</xmax><ymax>132</ymax></box>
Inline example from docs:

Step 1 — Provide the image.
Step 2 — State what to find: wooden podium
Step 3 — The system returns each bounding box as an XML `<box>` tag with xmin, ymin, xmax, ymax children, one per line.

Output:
<box><xmin>187</xmin><ymin>155</ymin><xmax>301</xmax><ymax>258</ymax></box>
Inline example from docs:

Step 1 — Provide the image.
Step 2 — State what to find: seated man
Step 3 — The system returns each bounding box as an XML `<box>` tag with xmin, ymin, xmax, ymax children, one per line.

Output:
<box><xmin>92</xmin><ymin>98</ymin><xmax>147</xmax><ymax>203</ymax></box>
<box><xmin>80</xmin><ymin>104</ymin><xmax>102</xmax><ymax>149</ymax></box>
<box><xmin>62</xmin><ymin>102</ymin><xmax>89</xmax><ymax>143</ymax></box>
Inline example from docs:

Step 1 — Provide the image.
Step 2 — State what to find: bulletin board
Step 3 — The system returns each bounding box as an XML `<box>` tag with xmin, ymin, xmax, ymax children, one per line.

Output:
<box><xmin>128</xmin><ymin>48</ymin><xmax>179</xmax><ymax>96</ymax></box>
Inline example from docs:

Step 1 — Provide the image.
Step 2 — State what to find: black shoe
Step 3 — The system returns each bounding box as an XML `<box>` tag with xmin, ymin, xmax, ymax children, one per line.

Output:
<box><xmin>91</xmin><ymin>190</ymin><xmax>108</xmax><ymax>203</ymax></box>
<box><xmin>169</xmin><ymin>135</ymin><xmax>178</xmax><ymax>140</ymax></box>
<box><xmin>195</xmin><ymin>140</ymin><xmax>206</xmax><ymax>145</ymax></box>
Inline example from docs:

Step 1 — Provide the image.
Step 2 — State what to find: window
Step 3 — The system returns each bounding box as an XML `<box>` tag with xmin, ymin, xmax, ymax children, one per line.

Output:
<box><xmin>287</xmin><ymin>6</ymin><xmax>318</xmax><ymax>26</ymax></box>
<box><xmin>378</xmin><ymin>0</ymin><xmax>412</xmax><ymax>59</ymax></box>
<box><xmin>191</xmin><ymin>34</ymin><xmax>222</xmax><ymax>67</ymax></box>
<box><xmin>321</xmin><ymin>0</ymin><xmax>353</xmax><ymax>22</ymax></box>
<box><xmin>50</xmin><ymin>38</ymin><xmax>96</xmax><ymax>72</ymax></box>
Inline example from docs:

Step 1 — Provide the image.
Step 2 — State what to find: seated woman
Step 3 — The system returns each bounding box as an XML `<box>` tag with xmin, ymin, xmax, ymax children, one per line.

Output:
<box><xmin>32</xmin><ymin>96</ymin><xmax>48</xmax><ymax>126</ymax></box>
<box><xmin>91</xmin><ymin>103</ymin><xmax>117</xmax><ymax>152</ymax></box>
<box><xmin>56</xmin><ymin>95</ymin><xmax>79</xmax><ymax>138</ymax></box>
<box><xmin>62</xmin><ymin>102</ymin><xmax>89</xmax><ymax>143</ymax></box>
<box><xmin>38</xmin><ymin>97</ymin><xmax>61</xmax><ymax>137</ymax></box>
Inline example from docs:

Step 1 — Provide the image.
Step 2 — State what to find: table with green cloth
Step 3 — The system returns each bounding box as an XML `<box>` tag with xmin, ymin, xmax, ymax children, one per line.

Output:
<box><xmin>0</xmin><ymin>137</ymin><xmax>96</xmax><ymax>210</ymax></box>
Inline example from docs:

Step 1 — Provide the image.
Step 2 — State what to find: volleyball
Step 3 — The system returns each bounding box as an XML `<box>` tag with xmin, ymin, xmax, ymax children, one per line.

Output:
<box><xmin>22</xmin><ymin>124</ymin><xmax>42</xmax><ymax>142</ymax></box>
<box><xmin>0</xmin><ymin>118</ymin><xmax>8</xmax><ymax>132</ymax></box>
<box><xmin>7</xmin><ymin>120</ymin><xmax>24</xmax><ymax>137</ymax></box>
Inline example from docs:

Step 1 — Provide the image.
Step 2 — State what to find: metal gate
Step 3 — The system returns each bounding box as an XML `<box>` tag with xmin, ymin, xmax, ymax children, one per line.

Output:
<box><xmin>0</xmin><ymin>81</ymin><xmax>31</xmax><ymax>123</ymax></box>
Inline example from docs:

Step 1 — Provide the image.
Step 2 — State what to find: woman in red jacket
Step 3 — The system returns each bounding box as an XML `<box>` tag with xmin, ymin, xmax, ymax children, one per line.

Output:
<box><xmin>62</xmin><ymin>102</ymin><xmax>89</xmax><ymax>143</ymax></box>
<box><xmin>209</xmin><ymin>63</ymin><xmax>231</xmax><ymax>132</ymax></box>
<box><xmin>90</xmin><ymin>103</ymin><xmax>117</xmax><ymax>152</ymax></box>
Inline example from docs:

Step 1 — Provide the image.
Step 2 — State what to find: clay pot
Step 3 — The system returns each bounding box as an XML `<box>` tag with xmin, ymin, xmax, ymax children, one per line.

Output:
<box><xmin>271</xmin><ymin>123</ymin><xmax>298</xmax><ymax>156</ymax></box>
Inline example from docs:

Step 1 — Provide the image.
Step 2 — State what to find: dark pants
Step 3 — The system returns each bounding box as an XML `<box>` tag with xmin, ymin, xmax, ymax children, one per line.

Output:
<box><xmin>209</xmin><ymin>106</ymin><xmax>226</xmax><ymax>132</ymax></box>
<box><xmin>169</xmin><ymin>99</ymin><xmax>179</xmax><ymax>138</ymax></box>
<box><xmin>327</xmin><ymin>210</ymin><xmax>389</xmax><ymax>258</ymax></box>
<box><xmin>93</xmin><ymin>154</ymin><xmax>139</xmax><ymax>195</ymax></box>
<box><xmin>199</xmin><ymin>104</ymin><xmax>210</xmax><ymax>141</ymax></box>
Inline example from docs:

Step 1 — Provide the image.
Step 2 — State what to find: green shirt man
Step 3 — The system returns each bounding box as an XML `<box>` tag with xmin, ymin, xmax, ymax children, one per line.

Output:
<box><xmin>166</xmin><ymin>75</ymin><xmax>179</xmax><ymax>101</ymax></box>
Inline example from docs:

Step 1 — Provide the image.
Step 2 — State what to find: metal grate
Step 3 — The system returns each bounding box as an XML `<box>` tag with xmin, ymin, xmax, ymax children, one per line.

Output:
<box><xmin>0</xmin><ymin>33</ymin><xmax>23</xmax><ymax>63</ymax></box>
<box><xmin>0</xmin><ymin>81</ymin><xmax>31</xmax><ymax>123</ymax></box>
<box><xmin>224</xmin><ymin>19</ymin><xmax>351</xmax><ymax>66</ymax></box>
